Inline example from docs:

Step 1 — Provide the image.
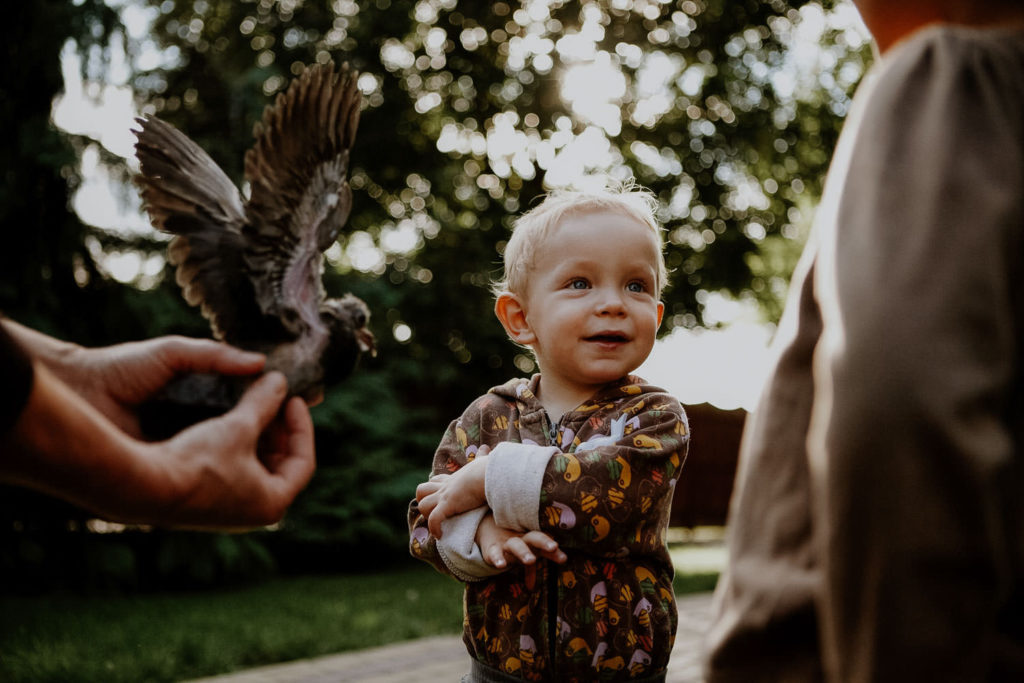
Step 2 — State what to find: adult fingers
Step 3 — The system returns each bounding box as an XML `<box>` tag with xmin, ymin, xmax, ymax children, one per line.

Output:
<box><xmin>250</xmin><ymin>397</ymin><xmax>315</xmax><ymax>522</ymax></box>
<box><xmin>267</xmin><ymin>397</ymin><xmax>316</xmax><ymax>483</ymax></box>
<box><xmin>232</xmin><ymin>372</ymin><xmax>289</xmax><ymax>434</ymax></box>
<box><xmin>156</xmin><ymin>337</ymin><xmax>266</xmax><ymax>376</ymax></box>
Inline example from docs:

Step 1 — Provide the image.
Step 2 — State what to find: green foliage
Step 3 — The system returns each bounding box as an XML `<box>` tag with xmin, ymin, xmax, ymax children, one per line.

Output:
<box><xmin>673</xmin><ymin>570</ymin><xmax>719</xmax><ymax>595</ymax></box>
<box><xmin>0</xmin><ymin>1</ymin><xmax>126</xmax><ymax>340</ymax></box>
<box><xmin>0</xmin><ymin>0</ymin><xmax>870</xmax><ymax>583</ymax></box>
<box><xmin>154</xmin><ymin>533</ymin><xmax>278</xmax><ymax>586</ymax></box>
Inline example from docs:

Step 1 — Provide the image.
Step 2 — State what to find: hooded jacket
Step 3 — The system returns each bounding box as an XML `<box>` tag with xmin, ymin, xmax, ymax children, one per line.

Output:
<box><xmin>409</xmin><ymin>374</ymin><xmax>688</xmax><ymax>682</ymax></box>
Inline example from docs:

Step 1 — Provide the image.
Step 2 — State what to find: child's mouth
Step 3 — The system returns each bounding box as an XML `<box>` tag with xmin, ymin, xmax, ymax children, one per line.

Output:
<box><xmin>585</xmin><ymin>333</ymin><xmax>628</xmax><ymax>343</ymax></box>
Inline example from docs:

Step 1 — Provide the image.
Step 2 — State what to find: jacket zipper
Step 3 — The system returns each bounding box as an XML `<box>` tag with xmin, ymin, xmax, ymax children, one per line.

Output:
<box><xmin>544</xmin><ymin>411</ymin><xmax>559</xmax><ymax>681</ymax></box>
<box><xmin>547</xmin><ymin>564</ymin><xmax>558</xmax><ymax>681</ymax></box>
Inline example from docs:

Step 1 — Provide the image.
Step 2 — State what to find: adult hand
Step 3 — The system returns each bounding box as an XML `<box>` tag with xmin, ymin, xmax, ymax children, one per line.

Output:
<box><xmin>2</xmin><ymin>365</ymin><xmax>315</xmax><ymax>530</ymax></box>
<box><xmin>0</xmin><ymin>321</ymin><xmax>269</xmax><ymax>437</ymax></box>
<box><xmin>143</xmin><ymin>371</ymin><xmax>316</xmax><ymax>528</ymax></box>
<box><xmin>58</xmin><ymin>336</ymin><xmax>266</xmax><ymax>437</ymax></box>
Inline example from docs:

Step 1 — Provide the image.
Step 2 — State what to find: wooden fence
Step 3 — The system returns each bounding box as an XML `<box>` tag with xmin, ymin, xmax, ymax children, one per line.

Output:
<box><xmin>669</xmin><ymin>402</ymin><xmax>747</xmax><ymax>528</ymax></box>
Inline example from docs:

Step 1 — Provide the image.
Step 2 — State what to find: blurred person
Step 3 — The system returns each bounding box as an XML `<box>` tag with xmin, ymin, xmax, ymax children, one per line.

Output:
<box><xmin>410</xmin><ymin>181</ymin><xmax>689</xmax><ymax>682</ymax></box>
<box><xmin>0</xmin><ymin>318</ymin><xmax>315</xmax><ymax>529</ymax></box>
<box><xmin>705</xmin><ymin>1</ymin><xmax>1024</xmax><ymax>680</ymax></box>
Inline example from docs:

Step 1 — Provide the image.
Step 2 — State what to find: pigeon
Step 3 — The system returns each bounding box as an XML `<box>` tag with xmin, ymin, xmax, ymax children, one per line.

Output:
<box><xmin>133</xmin><ymin>61</ymin><xmax>375</xmax><ymax>439</ymax></box>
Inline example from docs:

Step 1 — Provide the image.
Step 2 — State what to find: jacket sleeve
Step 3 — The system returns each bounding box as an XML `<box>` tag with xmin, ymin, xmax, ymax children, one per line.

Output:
<box><xmin>487</xmin><ymin>393</ymin><xmax>688</xmax><ymax>557</ymax></box>
<box><xmin>408</xmin><ymin>410</ymin><xmax>504</xmax><ymax>581</ymax></box>
<box><xmin>408</xmin><ymin>417</ymin><xmax>463</xmax><ymax>578</ymax></box>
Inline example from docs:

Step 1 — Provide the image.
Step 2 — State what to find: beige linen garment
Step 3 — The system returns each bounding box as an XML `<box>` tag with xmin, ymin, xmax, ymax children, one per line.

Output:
<box><xmin>705</xmin><ymin>25</ymin><xmax>1024</xmax><ymax>681</ymax></box>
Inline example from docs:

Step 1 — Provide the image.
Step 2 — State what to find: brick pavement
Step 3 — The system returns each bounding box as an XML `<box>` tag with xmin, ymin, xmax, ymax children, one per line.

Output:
<box><xmin>183</xmin><ymin>592</ymin><xmax>713</xmax><ymax>683</ymax></box>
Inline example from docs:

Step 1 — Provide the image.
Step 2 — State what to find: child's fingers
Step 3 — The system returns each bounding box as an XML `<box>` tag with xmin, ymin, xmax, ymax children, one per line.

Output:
<box><xmin>417</xmin><ymin>493</ymin><xmax>438</xmax><ymax>520</ymax></box>
<box><xmin>427</xmin><ymin>506</ymin><xmax>448</xmax><ymax>538</ymax></box>
<box><xmin>538</xmin><ymin>547</ymin><xmax>568</xmax><ymax>564</ymax></box>
<box><xmin>521</xmin><ymin>531</ymin><xmax>558</xmax><ymax>552</ymax></box>
<box><xmin>502</xmin><ymin>537</ymin><xmax>537</xmax><ymax>565</ymax></box>
<box><xmin>485</xmin><ymin>544</ymin><xmax>507</xmax><ymax>569</ymax></box>
<box><xmin>522</xmin><ymin>531</ymin><xmax>567</xmax><ymax>564</ymax></box>
<box><xmin>415</xmin><ymin>480</ymin><xmax>442</xmax><ymax>502</ymax></box>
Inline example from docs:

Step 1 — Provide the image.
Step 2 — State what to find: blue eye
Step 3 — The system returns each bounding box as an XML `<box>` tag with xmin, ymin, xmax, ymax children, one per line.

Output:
<box><xmin>626</xmin><ymin>281</ymin><xmax>646</xmax><ymax>293</ymax></box>
<box><xmin>569</xmin><ymin>279</ymin><xmax>589</xmax><ymax>290</ymax></box>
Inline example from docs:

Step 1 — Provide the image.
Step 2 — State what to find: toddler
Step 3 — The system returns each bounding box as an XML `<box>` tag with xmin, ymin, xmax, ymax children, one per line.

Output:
<box><xmin>409</xmin><ymin>181</ymin><xmax>689</xmax><ymax>682</ymax></box>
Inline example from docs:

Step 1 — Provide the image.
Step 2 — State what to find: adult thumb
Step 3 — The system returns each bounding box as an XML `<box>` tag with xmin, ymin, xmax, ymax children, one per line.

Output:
<box><xmin>234</xmin><ymin>371</ymin><xmax>290</xmax><ymax>431</ymax></box>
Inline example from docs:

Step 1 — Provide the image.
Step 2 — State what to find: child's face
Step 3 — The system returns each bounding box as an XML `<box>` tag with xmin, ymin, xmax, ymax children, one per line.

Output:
<box><xmin>509</xmin><ymin>209</ymin><xmax>664</xmax><ymax>395</ymax></box>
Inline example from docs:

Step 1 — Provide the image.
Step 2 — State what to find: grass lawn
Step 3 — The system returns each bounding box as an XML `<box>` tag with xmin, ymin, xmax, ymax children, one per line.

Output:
<box><xmin>0</xmin><ymin>561</ymin><xmax>718</xmax><ymax>683</ymax></box>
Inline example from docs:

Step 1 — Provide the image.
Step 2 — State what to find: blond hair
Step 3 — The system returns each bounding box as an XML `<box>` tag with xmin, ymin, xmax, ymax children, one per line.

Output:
<box><xmin>494</xmin><ymin>180</ymin><xmax>667</xmax><ymax>297</ymax></box>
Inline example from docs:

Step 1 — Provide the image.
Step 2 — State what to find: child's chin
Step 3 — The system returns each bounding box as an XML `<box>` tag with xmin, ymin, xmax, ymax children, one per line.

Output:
<box><xmin>582</xmin><ymin>368</ymin><xmax>634</xmax><ymax>384</ymax></box>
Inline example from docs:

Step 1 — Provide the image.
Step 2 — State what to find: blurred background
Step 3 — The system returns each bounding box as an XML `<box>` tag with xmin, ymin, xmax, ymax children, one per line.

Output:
<box><xmin>0</xmin><ymin>0</ymin><xmax>871</xmax><ymax>678</ymax></box>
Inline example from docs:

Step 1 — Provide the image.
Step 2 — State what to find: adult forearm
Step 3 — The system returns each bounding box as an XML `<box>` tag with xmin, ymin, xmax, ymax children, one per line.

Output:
<box><xmin>0</xmin><ymin>319</ymin><xmax>83</xmax><ymax>380</ymax></box>
<box><xmin>0</xmin><ymin>362</ymin><xmax>164</xmax><ymax>522</ymax></box>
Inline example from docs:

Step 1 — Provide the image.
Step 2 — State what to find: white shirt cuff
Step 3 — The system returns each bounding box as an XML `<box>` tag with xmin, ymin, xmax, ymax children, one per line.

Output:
<box><xmin>485</xmin><ymin>442</ymin><xmax>558</xmax><ymax>532</ymax></box>
<box><xmin>436</xmin><ymin>506</ymin><xmax>503</xmax><ymax>582</ymax></box>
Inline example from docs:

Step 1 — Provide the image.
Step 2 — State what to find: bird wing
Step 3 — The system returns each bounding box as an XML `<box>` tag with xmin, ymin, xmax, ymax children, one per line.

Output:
<box><xmin>241</xmin><ymin>62</ymin><xmax>362</xmax><ymax>335</ymax></box>
<box><xmin>134</xmin><ymin>116</ymin><xmax>265</xmax><ymax>345</ymax></box>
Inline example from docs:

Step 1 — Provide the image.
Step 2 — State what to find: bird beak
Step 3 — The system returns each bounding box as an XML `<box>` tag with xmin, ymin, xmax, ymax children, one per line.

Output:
<box><xmin>357</xmin><ymin>329</ymin><xmax>377</xmax><ymax>357</ymax></box>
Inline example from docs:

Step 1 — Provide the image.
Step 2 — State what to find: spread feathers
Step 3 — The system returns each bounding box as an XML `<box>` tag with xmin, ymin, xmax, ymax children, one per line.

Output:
<box><xmin>134</xmin><ymin>62</ymin><xmax>375</xmax><ymax>436</ymax></box>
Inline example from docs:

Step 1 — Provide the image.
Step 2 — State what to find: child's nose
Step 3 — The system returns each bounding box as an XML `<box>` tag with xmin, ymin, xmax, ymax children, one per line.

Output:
<box><xmin>596</xmin><ymin>288</ymin><xmax>627</xmax><ymax>315</ymax></box>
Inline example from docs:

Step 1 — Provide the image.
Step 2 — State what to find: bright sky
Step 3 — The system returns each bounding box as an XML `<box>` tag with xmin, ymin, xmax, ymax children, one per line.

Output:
<box><xmin>51</xmin><ymin>1</ymin><xmax>868</xmax><ymax>411</ymax></box>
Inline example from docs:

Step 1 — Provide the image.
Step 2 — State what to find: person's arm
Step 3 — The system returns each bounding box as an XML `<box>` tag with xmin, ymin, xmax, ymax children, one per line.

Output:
<box><xmin>1</xmin><ymin>319</ymin><xmax>266</xmax><ymax>436</ymax></box>
<box><xmin>474</xmin><ymin>511</ymin><xmax>565</xmax><ymax>570</ymax></box>
<box><xmin>1</xmin><ymin>361</ymin><xmax>315</xmax><ymax>528</ymax></box>
<box><xmin>417</xmin><ymin>482</ymin><xmax>563</xmax><ymax>580</ymax></box>
<box><xmin>417</xmin><ymin>442</ymin><xmax>557</xmax><ymax>538</ymax></box>
<box><xmin>530</xmin><ymin>394</ymin><xmax>686</xmax><ymax>556</ymax></box>
<box><xmin>408</xmin><ymin>417</ymin><xmax>479</xmax><ymax>578</ymax></box>
<box><xmin>807</xmin><ymin>31</ymin><xmax>1024</xmax><ymax>680</ymax></box>
<box><xmin>420</xmin><ymin>393</ymin><xmax>688</xmax><ymax>556</ymax></box>
<box><xmin>0</xmin><ymin>320</ymin><xmax>34</xmax><ymax>435</ymax></box>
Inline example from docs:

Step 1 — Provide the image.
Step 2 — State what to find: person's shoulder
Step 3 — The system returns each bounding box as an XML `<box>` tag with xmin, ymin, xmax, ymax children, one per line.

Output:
<box><xmin>854</xmin><ymin>24</ymin><xmax>1024</xmax><ymax>153</ymax></box>
<box><xmin>901</xmin><ymin>23</ymin><xmax>1024</xmax><ymax>57</ymax></box>
<box><xmin>622</xmin><ymin>375</ymin><xmax>684</xmax><ymax>408</ymax></box>
<box><xmin>455</xmin><ymin>376</ymin><xmax>530</xmax><ymax>416</ymax></box>
<box><xmin>878</xmin><ymin>24</ymin><xmax>1024</xmax><ymax>96</ymax></box>
<box><xmin>485</xmin><ymin>375</ymin><xmax>535</xmax><ymax>403</ymax></box>
<box><xmin>594</xmin><ymin>375</ymin><xmax>686</xmax><ymax>419</ymax></box>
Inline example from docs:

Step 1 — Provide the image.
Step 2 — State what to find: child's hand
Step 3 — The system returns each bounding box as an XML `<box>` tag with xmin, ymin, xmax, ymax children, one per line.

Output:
<box><xmin>416</xmin><ymin>456</ymin><xmax>489</xmax><ymax>538</ymax></box>
<box><xmin>477</xmin><ymin>513</ymin><xmax>566</xmax><ymax>569</ymax></box>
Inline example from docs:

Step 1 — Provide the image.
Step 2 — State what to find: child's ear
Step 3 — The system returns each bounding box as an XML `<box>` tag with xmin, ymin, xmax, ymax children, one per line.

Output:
<box><xmin>495</xmin><ymin>293</ymin><xmax>537</xmax><ymax>346</ymax></box>
<box><xmin>656</xmin><ymin>301</ymin><xmax>665</xmax><ymax>328</ymax></box>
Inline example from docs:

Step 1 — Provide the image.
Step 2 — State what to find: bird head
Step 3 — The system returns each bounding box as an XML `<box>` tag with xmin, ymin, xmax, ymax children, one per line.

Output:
<box><xmin>319</xmin><ymin>294</ymin><xmax>376</xmax><ymax>385</ymax></box>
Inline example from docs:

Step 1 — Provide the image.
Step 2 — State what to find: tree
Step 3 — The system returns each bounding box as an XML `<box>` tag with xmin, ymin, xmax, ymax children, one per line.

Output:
<box><xmin>1</xmin><ymin>0</ymin><xmax>871</xmax><ymax>581</ymax></box>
